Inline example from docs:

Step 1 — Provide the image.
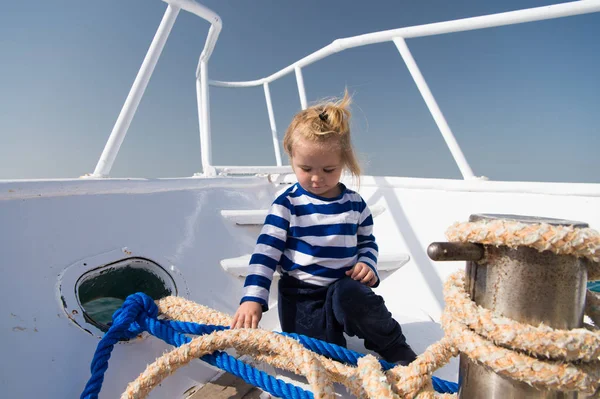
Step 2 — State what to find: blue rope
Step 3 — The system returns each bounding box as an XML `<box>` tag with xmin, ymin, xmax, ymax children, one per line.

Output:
<box><xmin>80</xmin><ymin>293</ymin><xmax>155</xmax><ymax>399</ymax></box>
<box><xmin>80</xmin><ymin>293</ymin><xmax>458</xmax><ymax>398</ymax></box>
<box><xmin>81</xmin><ymin>294</ymin><xmax>311</xmax><ymax>399</ymax></box>
<box><xmin>280</xmin><ymin>332</ymin><xmax>458</xmax><ymax>393</ymax></box>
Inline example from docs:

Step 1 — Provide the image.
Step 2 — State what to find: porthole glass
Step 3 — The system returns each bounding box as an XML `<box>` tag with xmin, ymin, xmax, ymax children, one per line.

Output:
<box><xmin>77</xmin><ymin>258</ymin><xmax>176</xmax><ymax>332</ymax></box>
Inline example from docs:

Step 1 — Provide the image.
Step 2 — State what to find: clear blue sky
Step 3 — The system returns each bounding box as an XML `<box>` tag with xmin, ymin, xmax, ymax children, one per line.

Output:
<box><xmin>1</xmin><ymin>0</ymin><xmax>598</xmax><ymax>182</ymax></box>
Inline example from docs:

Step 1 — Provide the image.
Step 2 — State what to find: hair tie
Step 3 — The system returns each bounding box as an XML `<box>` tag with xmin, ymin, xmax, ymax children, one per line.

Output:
<box><xmin>318</xmin><ymin>111</ymin><xmax>328</xmax><ymax>122</ymax></box>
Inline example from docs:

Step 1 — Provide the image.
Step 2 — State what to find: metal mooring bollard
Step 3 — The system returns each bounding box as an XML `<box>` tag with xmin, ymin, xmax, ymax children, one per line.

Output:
<box><xmin>428</xmin><ymin>214</ymin><xmax>590</xmax><ymax>399</ymax></box>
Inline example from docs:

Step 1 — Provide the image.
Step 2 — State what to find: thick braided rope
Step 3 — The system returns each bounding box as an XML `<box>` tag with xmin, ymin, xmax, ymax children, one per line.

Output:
<box><xmin>77</xmin><ymin>291</ymin><xmax>455</xmax><ymax>399</ymax></box>
<box><xmin>135</xmin><ymin>319</ymin><xmax>315</xmax><ymax>398</ymax></box>
<box><xmin>442</xmin><ymin>313</ymin><xmax>599</xmax><ymax>395</ymax></box>
<box><xmin>386</xmin><ymin>338</ymin><xmax>457</xmax><ymax>398</ymax></box>
<box><xmin>155</xmin><ymin>297</ymin><xmax>452</xmax><ymax>399</ymax></box>
<box><xmin>120</xmin><ymin>326</ymin><xmax>453</xmax><ymax>399</ymax></box>
<box><xmin>121</xmin><ymin>329</ymin><xmax>334</xmax><ymax>399</ymax></box>
<box><xmin>445</xmin><ymin>219</ymin><xmax>600</xmax><ymax>266</ymax></box>
<box><xmin>242</xmin><ymin>350</ymin><xmax>364</xmax><ymax>398</ymax></box>
<box><xmin>445</xmin><ymin>220</ymin><xmax>600</xmax><ymax>327</ymax></box>
<box><xmin>357</xmin><ymin>355</ymin><xmax>396</xmax><ymax>398</ymax></box>
<box><xmin>444</xmin><ymin>271</ymin><xmax>600</xmax><ymax>362</ymax></box>
<box><xmin>126</xmin><ymin>280</ymin><xmax>600</xmax><ymax>398</ymax></box>
<box><xmin>443</xmin><ymin>271</ymin><xmax>600</xmax><ymax>395</ymax></box>
<box><xmin>87</xmin><ymin>219</ymin><xmax>600</xmax><ymax>398</ymax></box>
<box><xmin>80</xmin><ymin>295</ymin><xmax>315</xmax><ymax>399</ymax></box>
<box><xmin>244</xmin><ymin>336</ymin><xmax>457</xmax><ymax>398</ymax></box>
<box><xmin>443</xmin><ymin>219</ymin><xmax>600</xmax><ymax>394</ymax></box>
<box><xmin>151</xmin><ymin>272</ymin><xmax>600</xmax><ymax>397</ymax></box>
<box><xmin>277</xmin><ymin>334</ymin><xmax>457</xmax><ymax>394</ymax></box>
<box><xmin>158</xmin><ymin>298</ymin><xmax>368</xmax><ymax>397</ymax></box>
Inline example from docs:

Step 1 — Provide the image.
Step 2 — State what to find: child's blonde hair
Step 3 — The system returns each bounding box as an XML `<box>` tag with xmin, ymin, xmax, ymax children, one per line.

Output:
<box><xmin>283</xmin><ymin>90</ymin><xmax>361</xmax><ymax>183</ymax></box>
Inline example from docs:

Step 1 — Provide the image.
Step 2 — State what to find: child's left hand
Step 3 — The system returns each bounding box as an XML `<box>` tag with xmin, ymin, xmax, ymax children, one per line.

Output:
<box><xmin>345</xmin><ymin>262</ymin><xmax>378</xmax><ymax>286</ymax></box>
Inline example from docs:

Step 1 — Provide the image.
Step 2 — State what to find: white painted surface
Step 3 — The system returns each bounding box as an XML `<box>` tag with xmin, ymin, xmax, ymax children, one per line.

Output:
<box><xmin>2</xmin><ymin>1</ymin><xmax>600</xmax><ymax>397</ymax></box>
<box><xmin>219</xmin><ymin>202</ymin><xmax>386</xmax><ymax>225</ymax></box>
<box><xmin>1</xmin><ymin>175</ymin><xmax>598</xmax><ymax>397</ymax></box>
<box><xmin>1</xmin><ymin>177</ymin><xmax>278</xmax><ymax>398</ymax></box>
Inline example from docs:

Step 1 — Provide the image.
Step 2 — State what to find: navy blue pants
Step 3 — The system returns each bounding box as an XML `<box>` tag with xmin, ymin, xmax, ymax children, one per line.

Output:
<box><xmin>278</xmin><ymin>275</ymin><xmax>417</xmax><ymax>364</ymax></box>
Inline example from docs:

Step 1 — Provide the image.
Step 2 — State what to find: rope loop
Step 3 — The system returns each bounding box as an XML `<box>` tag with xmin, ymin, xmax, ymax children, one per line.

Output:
<box><xmin>80</xmin><ymin>219</ymin><xmax>600</xmax><ymax>398</ymax></box>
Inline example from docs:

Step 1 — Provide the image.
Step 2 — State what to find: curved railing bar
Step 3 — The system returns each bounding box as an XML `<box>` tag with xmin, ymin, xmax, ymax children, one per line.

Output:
<box><xmin>210</xmin><ymin>1</ymin><xmax>600</xmax><ymax>88</ymax></box>
<box><xmin>206</xmin><ymin>1</ymin><xmax>600</xmax><ymax>179</ymax></box>
<box><xmin>89</xmin><ymin>1</ymin><xmax>600</xmax><ymax>179</ymax></box>
<box><xmin>90</xmin><ymin>0</ymin><xmax>221</xmax><ymax>178</ymax></box>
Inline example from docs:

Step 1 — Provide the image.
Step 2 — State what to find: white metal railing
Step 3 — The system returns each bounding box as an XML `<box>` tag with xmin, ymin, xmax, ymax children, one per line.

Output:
<box><xmin>208</xmin><ymin>0</ymin><xmax>600</xmax><ymax>179</ymax></box>
<box><xmin>90</xmin><ymin>0</ymin><xmax>600</xmax><ymax>179</ymax></box>
<box><xmin>90</xmin><ymin>0</ymin><xmax>221</xmax><ymax>178</ymax></box>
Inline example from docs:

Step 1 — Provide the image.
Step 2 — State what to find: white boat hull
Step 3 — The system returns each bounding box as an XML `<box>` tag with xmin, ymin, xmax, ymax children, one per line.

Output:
<box><xmin>1</xmin><ymin>175</ymin><xmax>598</xmax><ymax>397</ymax></box>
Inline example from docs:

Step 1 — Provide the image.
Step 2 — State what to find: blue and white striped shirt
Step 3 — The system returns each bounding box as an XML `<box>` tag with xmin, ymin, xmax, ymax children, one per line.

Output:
<box><xmin>241</xmin><ymin>183</ymin><xmax>379</xmax><ymax>310</ymax></box>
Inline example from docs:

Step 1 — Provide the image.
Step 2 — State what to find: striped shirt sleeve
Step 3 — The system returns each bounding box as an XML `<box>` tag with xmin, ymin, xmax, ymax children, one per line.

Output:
<box><xmin>356</xmin><ymin>201</ymin><xmax>380</xmax><ymax>287</ymax></box>
<box><xmin>241</xmin><ymin>195</ymin><xmax>292</xmax><ymax>310</ymax></box>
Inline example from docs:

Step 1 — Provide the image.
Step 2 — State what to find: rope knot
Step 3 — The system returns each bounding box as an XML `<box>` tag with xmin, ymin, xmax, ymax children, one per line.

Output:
<box><xmin>110</xmin><ymin>293</ymin><xmax>158</xmax><ymax>338</ymax></box>
<box><xmin>112</xmin><ymin>293</ymin><xmax>158</xmax><ymax>324</ymax></box>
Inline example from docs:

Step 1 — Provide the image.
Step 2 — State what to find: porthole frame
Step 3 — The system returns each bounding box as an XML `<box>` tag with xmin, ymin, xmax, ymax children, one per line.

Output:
<box><xmin>57</xmin><ymin>247</ymin><xmax>189</xmax><ymax>339</ymax></box>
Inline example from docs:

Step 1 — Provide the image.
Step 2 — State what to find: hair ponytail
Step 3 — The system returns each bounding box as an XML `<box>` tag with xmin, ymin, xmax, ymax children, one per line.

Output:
<box><xmin>283</xmin><ymin>89</ymin><xmax>361</xmax><ymax>185</ymax></box>
<box><xmin>318</xmin><ymin>91</ymin><xmax>351</xmax><ymax>137</ymax></box>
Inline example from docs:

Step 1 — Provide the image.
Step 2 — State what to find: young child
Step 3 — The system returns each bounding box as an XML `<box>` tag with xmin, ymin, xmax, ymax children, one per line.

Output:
<box><xmin>231</xmin><ymin>91</ymin><xmax>417</xmax><ymax>365</ymax></box>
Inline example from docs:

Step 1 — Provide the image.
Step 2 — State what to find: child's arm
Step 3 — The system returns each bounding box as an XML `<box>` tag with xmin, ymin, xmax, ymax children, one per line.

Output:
<box><xmin>346</xmin><ymin>261</ymin><xmax>378</xmax><ymax>286</ymax></box>
<box><xmin>231</xmin><ymin>196</ymin><xmax>291</xmax><ymax>328</ymax></box>
<box><xmin>355</xmin><ymin>201</ymin><xmax>380</xmax><ymax>287</ymax></box>
<box><xmin>231</xmin><ymin>301</ymin><xmax>263</xmax><ymax>329</ymax></box>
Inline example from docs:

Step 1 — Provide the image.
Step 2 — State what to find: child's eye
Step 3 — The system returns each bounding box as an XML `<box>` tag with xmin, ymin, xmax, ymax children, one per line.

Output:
<box><xmin>301</xmin><ymin>167</ymin><xmax>311</xmax><ymax>172</ymax></box>
<box><xmin>324</xmin><ymin>169</ymin><xmax>335</xmax><ymax>173</ymax></box>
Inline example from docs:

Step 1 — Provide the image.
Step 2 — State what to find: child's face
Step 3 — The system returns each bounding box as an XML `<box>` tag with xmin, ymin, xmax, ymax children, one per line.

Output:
<box><xmin>291</xmin><ymin>137</ymin><xmax>343</xmax><ymax>198</ymax></box>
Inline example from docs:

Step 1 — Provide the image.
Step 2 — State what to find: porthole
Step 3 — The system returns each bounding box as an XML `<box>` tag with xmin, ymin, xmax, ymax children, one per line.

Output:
<box><xmin>76</xmin><ymin>257</ymin><xmax>176</xmax><ymax>333</ymax></box>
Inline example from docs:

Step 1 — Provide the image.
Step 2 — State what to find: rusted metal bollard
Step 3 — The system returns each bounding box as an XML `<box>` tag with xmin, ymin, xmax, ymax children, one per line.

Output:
<box><xmin>428</xmin><ymin>214</ymin><xmax>590</xmax><ymax>399</ymax></box>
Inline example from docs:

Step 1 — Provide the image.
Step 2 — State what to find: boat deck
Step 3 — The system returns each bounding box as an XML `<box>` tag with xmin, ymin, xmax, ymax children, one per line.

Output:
<box><xmin>188</xmin><ymin>373</ymin><xmax>265</xmax><ymax>399</ymax></box>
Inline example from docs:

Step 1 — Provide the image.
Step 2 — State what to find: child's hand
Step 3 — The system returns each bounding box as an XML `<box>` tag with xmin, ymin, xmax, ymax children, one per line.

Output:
<box><xmin>231</xmin><ymin>301</ymin><xmax>263</xmax><ymax>329</ymax></box>
<box><xmin>346</xmin><ymin>262</ymin><xmax>378</xmax><ymax>286</ymax></box>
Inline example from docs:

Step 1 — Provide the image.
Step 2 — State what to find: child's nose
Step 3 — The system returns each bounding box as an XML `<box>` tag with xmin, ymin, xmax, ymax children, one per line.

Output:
<box><xmin>311</xmin><ymin>174</ymin><xmax>322</xmax><ymax>182</ymax></box>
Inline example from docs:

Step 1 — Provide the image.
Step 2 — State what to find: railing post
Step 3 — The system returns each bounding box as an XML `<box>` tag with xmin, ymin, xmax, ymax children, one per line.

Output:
<box><xmin>393</xmin><ymin>37</ymin><xmax>475</xmax><ymax>180</ymax></box>
<box><xmin>294</xmin><ymin>66</ymin><xmax>308</xmax><ymax>110</ymax></box>
<box><xmin>90</xmin><ymin>5</ymin><xmax>180</xmax><ymax>178</ymax></box>
<box><xmin>195</xmin><ymin>19</ymin><xmax>221</xmax><ymax>177</ymax></box>
<box><xmin>197</xmin><ymin>60</ymin><xmax>215</xmax><ymax>176</ymax></box>
<box><xmin>263</xmin><ymin>83</ymin><xmax>282</xmax><ymax>166</ymax></box>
